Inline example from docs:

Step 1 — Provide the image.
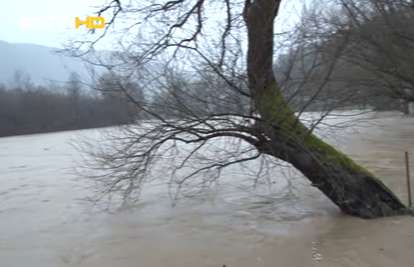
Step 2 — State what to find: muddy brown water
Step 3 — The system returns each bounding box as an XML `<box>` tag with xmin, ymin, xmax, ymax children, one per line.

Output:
<box><xmin>1</xmin><ymin>112</ymin><xmax>414</xmax><ymax>267</ymax></box>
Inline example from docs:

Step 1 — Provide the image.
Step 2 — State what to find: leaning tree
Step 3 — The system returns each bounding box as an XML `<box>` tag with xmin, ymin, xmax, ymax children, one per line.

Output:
<box><xmin>65</xmin><ymin>0</ymin><xmax>412</xmax><ymax>218</ymax></box>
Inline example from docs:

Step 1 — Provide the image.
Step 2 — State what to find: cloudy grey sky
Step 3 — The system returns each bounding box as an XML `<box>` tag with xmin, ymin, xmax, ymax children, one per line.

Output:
<box><xmin>0</xmin><ymin>0</ymin><xmax>305</xmax><ymax>48</ymax></box>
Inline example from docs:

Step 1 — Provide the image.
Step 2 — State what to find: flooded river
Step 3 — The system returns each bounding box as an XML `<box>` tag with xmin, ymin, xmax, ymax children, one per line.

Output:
<box><xmin>1</xmin><ymin>111</ymin><xmax>414</xmax><ymax>267</ymax></box>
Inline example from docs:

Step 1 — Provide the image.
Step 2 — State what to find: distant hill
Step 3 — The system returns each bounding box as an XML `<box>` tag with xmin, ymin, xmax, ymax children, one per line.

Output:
<box><xmin>0</xmin><ymin>40</ymin><xmax>98</xmax><ymax>86</ymax></box>
<box><xmin>0</xmin><ymin>40</ymin><xmax>167</xmax><ymax>89</ymax></box>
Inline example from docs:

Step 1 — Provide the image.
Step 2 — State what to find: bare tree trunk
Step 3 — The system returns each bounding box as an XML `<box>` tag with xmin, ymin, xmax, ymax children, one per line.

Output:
<box><xmin>402</xmin><ymin>98</ymin><xmax>409</xmax><ymax>115</ymax></box>
<box><xmin>245</xmin><ymin>0</ymin><xmax>410</xmax><ymax>218</ymax></box>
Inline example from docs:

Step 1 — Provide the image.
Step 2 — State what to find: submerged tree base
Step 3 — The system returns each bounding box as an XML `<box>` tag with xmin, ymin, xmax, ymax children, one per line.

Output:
<box><xmin>264</xmin><ymin>135</ymin><xmax>412</xmax><ymax>219</ymax></box>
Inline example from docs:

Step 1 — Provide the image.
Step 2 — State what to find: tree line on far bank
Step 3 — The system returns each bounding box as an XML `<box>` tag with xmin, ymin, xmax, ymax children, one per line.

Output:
<box><xmin>0</xmin><ymin>70</ymin><xmax>142</xmax><ymax>137</ymax></box>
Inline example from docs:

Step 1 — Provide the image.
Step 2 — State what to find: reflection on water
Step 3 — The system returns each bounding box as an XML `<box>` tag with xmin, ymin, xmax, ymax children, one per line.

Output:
<box><xmin>1</xmin><ymin>112</ymin><xmax>414</xmax><ymax>267</ymax></box>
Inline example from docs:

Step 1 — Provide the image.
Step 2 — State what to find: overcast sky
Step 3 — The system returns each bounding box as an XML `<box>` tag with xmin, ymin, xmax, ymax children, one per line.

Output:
<box><xmin>0</xmin><ymin>0</ymin><xmax>304</xmax><ymax>48</ymax></box>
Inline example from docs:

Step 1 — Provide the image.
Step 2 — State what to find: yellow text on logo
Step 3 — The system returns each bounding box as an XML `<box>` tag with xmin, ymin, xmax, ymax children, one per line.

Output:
<box><xmin>75</xmin><ymin>17</ymin><xmax>105</xmax><ymax>29</ymax></box>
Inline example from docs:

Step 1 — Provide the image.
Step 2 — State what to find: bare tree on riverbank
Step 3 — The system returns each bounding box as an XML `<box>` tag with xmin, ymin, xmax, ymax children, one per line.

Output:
<box><xmin>310</xmin><ymin>0</ymin><xmax>414</xmax><ymax>113</ymax></box>
<box><xmin>66</xmin><ymin>0</ymin><xmax>411</xmax><ymax>218</ymax></box>
<box><xmin>0</xmin><ymin>70</ymin><xmax>137</xmax><ymax>137</ymax></box>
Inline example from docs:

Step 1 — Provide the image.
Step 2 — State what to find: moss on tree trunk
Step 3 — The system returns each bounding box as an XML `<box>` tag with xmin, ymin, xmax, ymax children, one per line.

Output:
<box><xmin>258</xmin><ymin>83</ymin><xmax>410</xmax><ymax>218</ymax></box>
